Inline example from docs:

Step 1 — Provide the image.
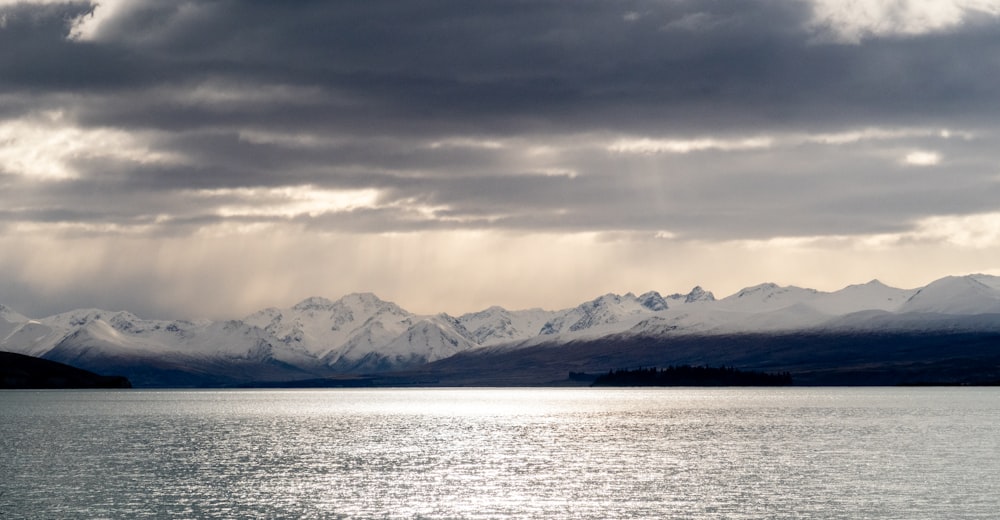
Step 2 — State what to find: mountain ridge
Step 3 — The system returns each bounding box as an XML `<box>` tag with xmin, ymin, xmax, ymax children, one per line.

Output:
<box><xmin>3</xmin><ymin>274</ymin><xmax>999</xmax><ymax>386</ymax></box>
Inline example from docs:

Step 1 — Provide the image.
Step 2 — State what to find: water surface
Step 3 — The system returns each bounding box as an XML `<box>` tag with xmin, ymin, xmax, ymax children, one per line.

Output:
<box><xmin>2</xmin><ymin>388</ymin><xmax>998</xmax><ymax>518</ymax></box>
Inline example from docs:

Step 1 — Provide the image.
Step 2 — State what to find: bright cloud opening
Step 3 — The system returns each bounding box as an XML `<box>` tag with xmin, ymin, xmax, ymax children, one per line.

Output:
<box><xmin>608</xmin><ymin>136</ymin><xmax>774</xmax><ymax>154</ymax></box>
<box><xmin>903</xmin><ymin>150</ymin><xmax>942</xmax><ymax>166</ymax></box>
<box><xmin>199</xmin><ymin>186</ymin><xmax>381</xmax><ymax>218</ymax></box>
<box><xmin>731</xmin><ymin>210</ymin><xmax>1000</xmax><ymax>251</ymax></box>
<box><xmin>606</xmin><ymin>127</ymin><xmax>968</xmax><ymax>156</ymax></box>
<box><xmin>809</xmin><ymin>0</ymin><xmax>1000</xmax><ymax>43</ymax></box>
<box><xmin>805</xmin><ymin>127</ymin><xmax>946</xmax><ymax>145</ymax></box>
<box><xmin>66</xmin><ymin>0</ymin><xmax>127</xmax><ymax>41</ymax></box>
<box><xmin>0</xmin><ymin>113</ymin><xmax>177</xmax><ymax>180</ymax></box>
<box><xmin>911</xmin><ymin>211</ymin><xmax>1000</xmax><ymax>248</ymax></box>
<box><xmin>428</xmin><ymin>138</ymin><xmax>506</xmax><ymax>150</ymax></box>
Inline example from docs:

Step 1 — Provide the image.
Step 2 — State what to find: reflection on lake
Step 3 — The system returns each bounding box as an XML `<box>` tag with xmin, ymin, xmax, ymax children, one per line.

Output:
<box><xmin>2</xmin><ymin>388</ymin><xmax>999</xmax><ymax>519</ymax></box>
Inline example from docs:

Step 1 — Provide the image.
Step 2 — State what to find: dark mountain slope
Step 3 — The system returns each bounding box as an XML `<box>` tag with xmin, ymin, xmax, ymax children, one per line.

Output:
<box><xmin>1</xmin><ymin>351</ymin><xmax>132</xmax><ymax>389</ymax></box>
<box><xmin>414</xmin><ymin>331</ymin><xmax>1000</xmax><ymax>386</ymax></box>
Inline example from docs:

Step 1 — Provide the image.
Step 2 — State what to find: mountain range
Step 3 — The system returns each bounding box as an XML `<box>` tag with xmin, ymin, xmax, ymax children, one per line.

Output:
<box><xmin>2</xmin><ymin>274</ymin><xmax>1000</xmax><ymax>386</ymax></box>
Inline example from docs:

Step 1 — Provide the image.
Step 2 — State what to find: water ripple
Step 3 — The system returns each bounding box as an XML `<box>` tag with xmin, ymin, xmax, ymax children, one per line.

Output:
<box><xmin>2</xmin><ymin>388</ymin><xmax>999</xmax><ymax>519</ymax></box>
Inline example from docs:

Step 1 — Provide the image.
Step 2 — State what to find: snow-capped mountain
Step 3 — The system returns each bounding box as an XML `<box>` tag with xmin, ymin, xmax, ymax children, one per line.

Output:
<box><xmin>0</xmin><ymin>306</ymin><xmax>325</xmax><ymax>386</ymax></box>
<box><xmin>715</xmin><ymin>283</ymin><xmax>821</xmax><ymax>312</ymax></box>
<box><xmin>456</xmin><ymin>306</ymin><xmax>557</xmax><ymax>346</ymax></box>
<box><xmin>240</xmin><ymin>292</ymin><xmax>481</xmax><ymax>373</ymax></box>
<box><xmin>808</xmin><ymin>280</ymin><xmax>915</xmax><ymax>314</ymax></box>
<box><xmin>666</xmin><ymin>286</ymin><xmax>716</xmax><ymax>304</ymax></box>
<box><xmin>1</xmin><ymin>315</ymin><xmax>59</xmax><ymax>358</ymax></box>
<box><xmin>899</xmin><ymin>275</ymin><xmax>1000</xmax><ymax>314</ymax></box>
<box><xmin>3</xmin><ymin>273</ymin><xmax>1000</xmax><ymax>386</ymax></box>
<box><xmin>244</xmin><ymin>293</ymin><xmax>417</xmax><ymax>363</ymax></box>
<box><xmin>0</xmin><ymin>304</ymin><xmax>28</xmax><ymax>323</ymax></box>
<box><xmin>361</xmin><ymin>314</ymin><xmax>476</xmax><ymax>371</ymax></box>
<box><xmin>539</xmin><ymin>292</ymin><xmax>665</xmax><ymax>336</ymax></box>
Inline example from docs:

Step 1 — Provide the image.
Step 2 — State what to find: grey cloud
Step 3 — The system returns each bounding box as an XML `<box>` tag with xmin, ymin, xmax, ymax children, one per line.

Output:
<box><xmin>0</xmin><ymin>3</ymin><xmax>150</xmax><ymax>92</ymax></box>
<box><xmin>7</xmin><ymin>2</ymin><xmax>1000</xmax><ymax>117</ymax></box>
<box><xmin>3</xmin><ymin>0</ymin><xmax>1000</xmax><ymax>241</ymax></box>
<box><xmin>13</xmin><ymin>0</ymin><xmax>994</xmax><ymax>132</ymax></box>
<box><xmin>5</xmin><ymin>134</ymin><xmax>999</xmax><ymax>241</ymax></box>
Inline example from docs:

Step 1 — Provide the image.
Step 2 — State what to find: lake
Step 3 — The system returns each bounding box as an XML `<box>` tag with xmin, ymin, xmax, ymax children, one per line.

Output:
<box><xmin>2</xmin><ymin>388</ymin><xmax>998</xmax><ymax>519</ymax></box>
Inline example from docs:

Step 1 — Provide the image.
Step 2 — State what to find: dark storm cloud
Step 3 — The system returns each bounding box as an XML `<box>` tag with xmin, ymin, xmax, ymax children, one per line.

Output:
<box><xmin>3</xmin><ymin>0</ymin><xmax>1000</xmax><ymax>240</ymax></box>
<box><xmin>0</xmin><ymin>2</ymin><xmax>146</xmax><ymax>91</ymax></box>
<box><xmin>11</xmin><ymin>0</ymin><xmax>998</xmax><ymax>131</ymax></box>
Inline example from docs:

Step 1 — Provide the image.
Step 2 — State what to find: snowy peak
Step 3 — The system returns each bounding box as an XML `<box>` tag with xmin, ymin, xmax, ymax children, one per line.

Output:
<box><xmin>459</xmin><ymin>305</ymin><xmax>509</xmax><ymax>327</ymax></box>
<box><xmin>845</xmin><ymin>280</ymin><xmax>901</xmax><ymax>293</ymax></box>
<box><xmin>540</xmin><ymin>292</ymin><xmax>652</xmax><ymax>335</ymax></box>
<box><xmin>73</xmin><ymin>317</ymin><xmax>139</xmax><ymax>346</ymax></box>
<box><xmin>0</xmin><ymin>319</ymin><xmax>60</xmax><ymax>357</ymax></box>
<box><xmin>718</xmin><ymin>283</ymin><xmax>819</xmax><ymax>312</ymax></box>
<box><xmin>899</xmin><ymin>274</ymin><xmax>1000</xmax><ymax>314</ymax></box>
<box><xmin>290</xmin><ymin>293</ymin><xmax>404</xmax><ymax>317</ymax></box>
<box><xmin>571</xmin><ymin>293</ymin><xmax>636</xmax><ymax>331</ymax></box>
<box><xmin>968</xmin><ymin>273</ymin><xmax>1000</xmax><ymax>291</ymax></box>
<box><xmin>665</xmin><ymin>286</ymin><xmax>716</xmax><ymax>304</ymax></box>
<box><xmin>47</xmin><ymin>318</ymin><xmax>134</xmax><ymax>362</ymax></box>
<box><xmin>684</xmin><ymin>286</ymin><xmax>715</xmax><ymax>303</ymax></box>
<box><xmin>457</xmin><ymin>305</ymin><xmax>557</xmax><ymax>346</ymax></box>
<box><xmin>638</xmin><ymin>291</ymin><xmax>668</xmax><ymax>311</ymax></box>
<box><xmin>717</xmin><ymin>280</ymin><xmax>916</xmax><ymax>316</ymax></box>
<box><xmin>385</xmin><ymin>315</ymin><xmax>474</xmax><ymax>360</ymax></box>
<box><xmin>328</xmin><ymin>293</ymin><xmax>409</xmax><ymax>328</ymax></box>
<box><xmin>42</xmin><ymin>308</ymin><xmax>111</xmax><ymax>328</ymax></box>
<box><xmin>731</xmin><ymin>283</ymin><xmax>785</xmax><ymax>300</ymax></box>
<box><xmin>245</xmin><ymin>292</ymin><xmax>418</xmax><ymax>366</ymax></box>
<box><xmin>330</xmin><ymin>315</ymin><xmax>474</xmax><ymax>373</ymax></box>
<box><xmin>291</xmin><ymin>296</ymin><xmax>337</xmax><ymax>311</ymax></box>
<box><xmin>334</xmin><ymin>292</ymin><xmax>399</xmax><ymax>311</ymax></box>
<box><xmin>105</xmin><ymin>311</ymin><xmax>148</xmax><ymax>333</ymax></box>
<box><xmin>810</xmin><ymin>280</ymin><xmax>916</xmax><ymax>314</ymax></box>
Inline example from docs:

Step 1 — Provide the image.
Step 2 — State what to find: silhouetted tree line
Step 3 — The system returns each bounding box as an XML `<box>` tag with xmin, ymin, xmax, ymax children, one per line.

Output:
<box><xmin>591</xmin><ymin>365</ymin><xmax>793</xmax><ymax>386</ymax></box>
<box><xmin>567</xmin><ymin>371</ymin><xmax>599</xmax><ymax>382</ymax></box>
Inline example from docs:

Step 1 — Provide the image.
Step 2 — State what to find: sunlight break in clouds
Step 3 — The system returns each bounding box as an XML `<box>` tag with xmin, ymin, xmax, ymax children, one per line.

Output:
<box><xmin>428</xmin><ymin>138</ymin><xmax>506</xmax><ymax>150</ymax></box>
<box><xmin>608</xmin><ymin>136</ymin><xmax>774</xmax><ymax>154</ymax></box>
<box><xmin>65</xmin><ymin>0</ymin><xmax>152</xmax><ymax>42</ymax></box>
<box><xmin>607</xmin><ymin>127</ymin><xmax>970</xmax><ymax>156</ymax></box>
<box><xmin>0</xmin><ymin>113</ymin><xmax>175</xmax><ymax>180</ymax></box>
<box><xmin>805</xmin><ymin>127</ymin><xmax>972</xmax><ymax>145</ymax></box>
<box><xmin>3</xmin><ymin>0</ymin><xmax>1000</xmax><ymax>319</ymax></box>
<box><xmin>911</xmin><ymin>211</ymin><xmax>1000</xmax><ymax>248</ymax></box>
<box><xmin>201</xmin><ymin>187</ymin><xmax>381</xmax><ymax>219</ymax></box>
<box><xmin>810</xmin><ymin>0</ymin><xmax>1000</xmax><ymax>42</ymax></box>
<box><xmin>902</xmin><ymin>150</ymin><xmax>942</xmax><ymax>166</ymax></box>
<box><xmin>735</xmin><ymin>211</ymin><xmax>1000</xmax><ymax>252</ymax></box>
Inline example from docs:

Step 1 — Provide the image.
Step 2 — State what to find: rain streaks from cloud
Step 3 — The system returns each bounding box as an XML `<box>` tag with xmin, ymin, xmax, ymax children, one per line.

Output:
<box><xmin>2</xmin><ymin>0</ymin><xmax>1000</xmax><ymax>318</ymax></box>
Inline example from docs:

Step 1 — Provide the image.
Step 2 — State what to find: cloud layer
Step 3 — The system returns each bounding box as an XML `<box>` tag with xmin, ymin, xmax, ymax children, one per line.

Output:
<box><xmin>2</xmin><ymin>0</ymin><xmax>1000</xmax><ymax>318</ymax></box>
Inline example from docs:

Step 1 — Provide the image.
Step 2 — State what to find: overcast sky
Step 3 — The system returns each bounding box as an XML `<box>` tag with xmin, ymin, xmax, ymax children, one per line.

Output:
<box><xmin>3</xmin><ymin>0</ymin><xmax>1000</xmax><ymax>319</ymax></box>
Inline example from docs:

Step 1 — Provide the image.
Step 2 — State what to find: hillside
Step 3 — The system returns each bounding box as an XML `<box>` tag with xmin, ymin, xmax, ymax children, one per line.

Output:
<box><xmin>0</xmin><ymin>351</ymin><xmax>132</xmax><ymax>389</ymax></box>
